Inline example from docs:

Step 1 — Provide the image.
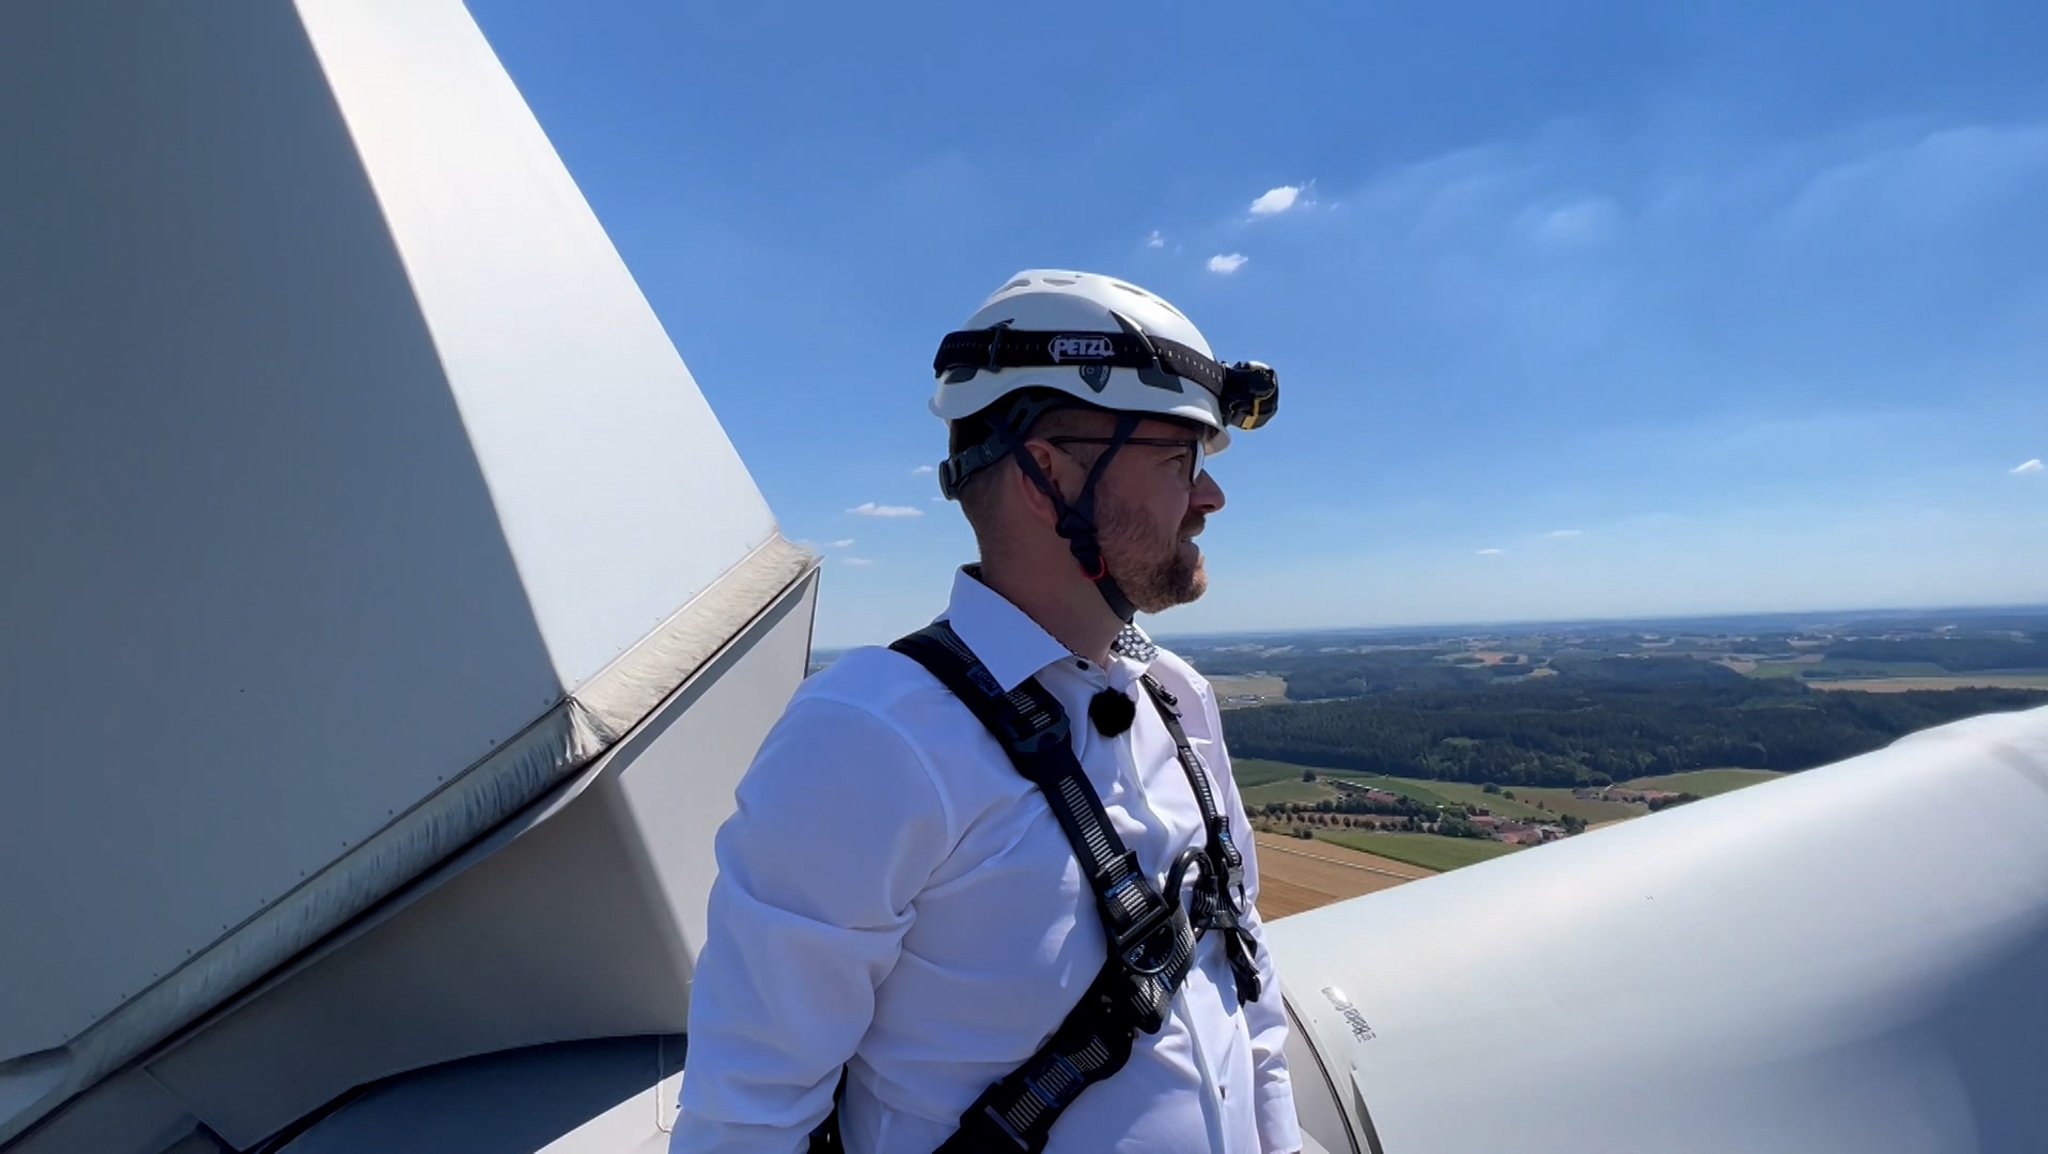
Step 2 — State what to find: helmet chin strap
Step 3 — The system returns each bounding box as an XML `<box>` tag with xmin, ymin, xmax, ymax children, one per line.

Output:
<box><xmin>993</xmin><ymin>409</ymin><xmax>1143</xmax><ymax>625</ymax></box>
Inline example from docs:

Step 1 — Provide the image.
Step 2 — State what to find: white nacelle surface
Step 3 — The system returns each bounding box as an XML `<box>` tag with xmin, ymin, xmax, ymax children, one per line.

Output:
<box><xmin>0</xmin><ymin>0</ymin><xmax>805</xmax><ymax>1144</ymax></box>
<box><xmin>1267</xmin><ymin>704</ymin><xmax>2048</xmax><ymax>1154</ymax></box>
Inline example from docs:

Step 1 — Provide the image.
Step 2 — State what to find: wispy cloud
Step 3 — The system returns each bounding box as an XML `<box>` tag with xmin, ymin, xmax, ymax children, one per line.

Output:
<box><xmin>1778</xmin><ymin>124</ymin><xmax>2048</xmax><ymax>236</ymax></box>
<box><xmin>831</xmin><ymin>538</ymin><xmax>855</xmax><ymax>548</ymax></box>
<box><xmin>931</xmin><ymin>495</ymin><xmax>947</xmax><ymax>502</ymax></box>
<box><xmin>1477</xmin><ymin>547</ymin><xmax>1506</xmax><ymax>556</ymax></box>
<box><xmin>1520</xmin><ymin>197</ymin><xmax>1618</xmax><ymax>248</ymax></box>
<box><xmin>2015</xmin><ymin>458</ymin><xmax>2044</xmax><ymax>475</ymax></box>
<box><xmin>1208</xmin><ymin>253</ymin><xmax>1249</xmax><ymax>275</ymax></box>
<box><xmin>843</xmin><ymin>557</ymin><xmax>876</xmax><ymax>567</ymax></box>
<box><xmin>847</xmin><ymin>502</ymin><xmax>924</xmax><ymax>518</ymax></box>
<box><xmin>1543</xmin><ymin>529</ymin><xmax>1585</xmax><ymax>539</ymax></box>
<box><xmin>911</xmin><ymin>464</ymin><xmax>935</xmax><ymax>475</ymax></box>
<box><xmin>1249</xmin><ymin>185</ymin><xmax>1304</xmax><ymax>216</ymax></box>
<box><xmin>1145</xmin><ymin>229</ymin><xmax>1166</xmax><ymax>248</ymax></box>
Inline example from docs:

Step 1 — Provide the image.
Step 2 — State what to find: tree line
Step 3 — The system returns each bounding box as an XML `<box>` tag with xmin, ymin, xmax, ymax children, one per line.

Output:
<box><xmin>1218</xmin><ymin>676</ymin><xmax>2048</xmax><ymax>788</ymax></box>
<box><xmin>1823</xmin><ymin>637</ymin><xmax>2045</xmax><ymax>672</ymax></box>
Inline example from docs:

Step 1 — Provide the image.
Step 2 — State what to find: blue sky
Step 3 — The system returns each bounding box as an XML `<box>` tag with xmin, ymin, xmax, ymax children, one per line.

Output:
<box><xmin>468</xmin><ymin>0</ymin><xmax>2048</xmax><ymax>650</ymax></box>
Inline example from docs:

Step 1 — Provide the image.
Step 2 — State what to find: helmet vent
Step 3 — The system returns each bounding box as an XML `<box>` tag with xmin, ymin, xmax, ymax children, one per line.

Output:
<box><xmin>1044</xmin><ymin>276</ymin><xmax>1077</xmax><ymax>286</ymax></box>
<box><xmin>1111</xmin><ymin>280</ymin><xmax>1189</xmax><ymax>320</ymax></box>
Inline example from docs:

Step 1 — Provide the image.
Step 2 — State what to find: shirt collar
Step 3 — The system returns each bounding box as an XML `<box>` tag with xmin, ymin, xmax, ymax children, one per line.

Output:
<box><xmin>937</xmin><ymin>566</ymin><xmax>1082</xmax><ymax>693</ymax></box>
<box><xmin>936</xmin><ymin>566</ymin><xmax>1162</xmax><ymax>692</ymax></box>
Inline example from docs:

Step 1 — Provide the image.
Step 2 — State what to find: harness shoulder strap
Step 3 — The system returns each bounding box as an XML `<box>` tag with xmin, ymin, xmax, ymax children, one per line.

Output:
<box><xmin>887</xmin><ymin>622</ymin><xmax>1198</xmax><ymax>1153</ymax></box>
<box><xmin>1139</xmin><ymin>676</ymin><xmax>1264</xmax><ymax>1004</ymax></box>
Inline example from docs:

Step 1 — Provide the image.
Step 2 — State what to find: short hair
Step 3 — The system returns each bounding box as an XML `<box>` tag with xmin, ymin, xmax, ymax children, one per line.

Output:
<box><xmin>948</xmin><ymin>390</ymin><xmax>1108</xmax><ymax>535</ymax></box>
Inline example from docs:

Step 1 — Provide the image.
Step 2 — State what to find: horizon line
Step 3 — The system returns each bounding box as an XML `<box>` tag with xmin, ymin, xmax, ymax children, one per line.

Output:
<box><xmin>808</xmin><ymin>598</ymin><xmax>2048</xmax><ymax>654</ymax></box>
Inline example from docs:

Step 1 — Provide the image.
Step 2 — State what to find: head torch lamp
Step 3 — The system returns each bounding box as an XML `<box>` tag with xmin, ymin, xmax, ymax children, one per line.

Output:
<box><xmin>1219</xmin><ymin>359</ymin><xmax>1278</xmax><ymax>431</ymax></box>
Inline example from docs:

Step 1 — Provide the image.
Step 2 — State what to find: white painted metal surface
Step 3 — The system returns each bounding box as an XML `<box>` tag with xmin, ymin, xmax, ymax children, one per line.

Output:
<box><xmin>0</xmin><ymin>0</ymin><xmax>808</xmax><ymax>1146</ymax></box>
<box><xmin>1267</xmin><ymin>704</ymin><xmax>2048</xmax><ymax>1154</ymax></box>
<box><xmin>295</xmin><ymin>0</ymin><xmax>780</xmax><ymax>691</ymax></box>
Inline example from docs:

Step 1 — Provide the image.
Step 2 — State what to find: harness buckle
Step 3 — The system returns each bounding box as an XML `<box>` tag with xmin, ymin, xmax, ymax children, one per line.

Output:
<box><xmin>1113</xmin><ymin>897</ymin><xmax>1181</xmax><ymax>976</ymax></box>
<box><xmin>1111</xmin><ymin>899</ymin><xmax>1193</xmax><ymax>1035</ymax></box>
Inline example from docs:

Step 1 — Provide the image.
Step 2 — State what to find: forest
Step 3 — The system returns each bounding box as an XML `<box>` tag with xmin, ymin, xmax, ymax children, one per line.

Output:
<box><xmin>1820</xmin><ymin>637</ymin><xmax>2047</xmax><ymax>671</ymax></box>
<box><xmin>1217</xmin><ymin>667</ymin><xmax>2048</xmax><ymax>787</ymax></box>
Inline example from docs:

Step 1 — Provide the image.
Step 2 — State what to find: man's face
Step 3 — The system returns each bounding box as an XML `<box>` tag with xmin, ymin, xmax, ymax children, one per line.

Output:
<box><xmin>1042</xmin><ymin>413</ymin><xmax>1227</xmax><ymax>614</ymax></box>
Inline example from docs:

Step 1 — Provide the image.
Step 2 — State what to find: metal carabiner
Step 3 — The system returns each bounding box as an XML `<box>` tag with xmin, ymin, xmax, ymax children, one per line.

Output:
<box><xmin>1163</xmin><ymin>846</ymin><xmax>1208</xmax><ymax>937</ymax></box>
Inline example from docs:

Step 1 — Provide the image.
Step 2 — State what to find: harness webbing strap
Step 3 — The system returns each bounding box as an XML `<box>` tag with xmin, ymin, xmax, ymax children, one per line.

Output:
<box><xmin>891</xmin><ymin>624</ymin><xmax>1167</xmax><ymax>959</ymax></box>
<box><xmin>1139</xmin><ymin>676</ymin><xmax>1264</xmax><ymax>1004</ymax></box>
<box><xmin>888</xmin><ymin>622</ymin><xmax>1198</xmax><ymax>1153</ymax></box>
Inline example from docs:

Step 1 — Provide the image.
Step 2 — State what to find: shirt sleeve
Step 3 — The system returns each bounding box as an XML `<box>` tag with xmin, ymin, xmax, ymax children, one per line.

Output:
<box><xmin>1197</xmin><ymin>682</ymin><xmax>1305</xmax><ymax>1154</ymax></box>
<box><xmin>670</xmin><ymin>693</ymin><xmax>953</xmax><ymax>1154</ymax></box>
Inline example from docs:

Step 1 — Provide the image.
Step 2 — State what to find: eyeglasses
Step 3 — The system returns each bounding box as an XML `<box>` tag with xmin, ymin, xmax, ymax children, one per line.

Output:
<box><xmin>1044</xmin><ymin>436</ymin><xmax>1207</xmax><ymax>485</ymax></box>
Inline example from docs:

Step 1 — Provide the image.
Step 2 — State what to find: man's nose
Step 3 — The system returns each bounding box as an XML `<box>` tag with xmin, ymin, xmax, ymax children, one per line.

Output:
<box><xmin>1191</xmin><ymin>469</ymin><xmax>1225</xmax><ymax>515</ymax></box>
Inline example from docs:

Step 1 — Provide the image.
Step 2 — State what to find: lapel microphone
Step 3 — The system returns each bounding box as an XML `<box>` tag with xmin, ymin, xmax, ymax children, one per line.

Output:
<box><xmin>1089</xmin><ymin>687</ymin><xmax>1137</xmax><ymax>737</ymax></box>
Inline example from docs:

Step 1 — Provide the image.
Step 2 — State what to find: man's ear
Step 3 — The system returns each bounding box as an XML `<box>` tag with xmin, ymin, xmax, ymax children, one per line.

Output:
<box><xmin>1012</xmin><ymin>440</ymin><xmax>1067</xmax><ymax>528</ymax></box>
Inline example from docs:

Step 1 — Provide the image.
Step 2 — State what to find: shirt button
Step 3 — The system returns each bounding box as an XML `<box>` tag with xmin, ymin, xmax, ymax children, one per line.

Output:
<box><xmin>1075</xmin><ymin>659</ymin><xmax>1089</xmax><ymax>669</ymax></box>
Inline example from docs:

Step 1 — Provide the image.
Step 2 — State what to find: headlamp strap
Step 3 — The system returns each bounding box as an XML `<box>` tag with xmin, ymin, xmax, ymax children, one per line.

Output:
<box><xmin>935</xmin><ymin>327</ymin><xmax>1226</xmax><ymax>397</ymax></box>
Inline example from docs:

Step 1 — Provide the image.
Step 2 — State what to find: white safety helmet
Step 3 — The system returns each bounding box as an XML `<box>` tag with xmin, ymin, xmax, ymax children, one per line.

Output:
<box><xmin>929</xmin><ymin>269</ymin><xmax>1278</xmax><ymax>500</ymax></box>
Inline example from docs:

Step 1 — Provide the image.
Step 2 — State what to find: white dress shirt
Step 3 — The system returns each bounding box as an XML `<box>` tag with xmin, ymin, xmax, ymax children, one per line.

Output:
<box><xmin>671</xmin><ymin>566</ymin><xmax>1302</xmax><ymax>1153</ymax></box>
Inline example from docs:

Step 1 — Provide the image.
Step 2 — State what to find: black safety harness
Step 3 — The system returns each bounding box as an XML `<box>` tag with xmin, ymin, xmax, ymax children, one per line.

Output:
<box><xmin>885</xmin><ymin>620</ymin><xmax>1263</xmax><ymax>1152</ymax></box>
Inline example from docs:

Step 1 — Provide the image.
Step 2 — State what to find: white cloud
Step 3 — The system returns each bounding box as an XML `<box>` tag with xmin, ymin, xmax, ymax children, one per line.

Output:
<box><xmin>1544</xmin><ymin>529</ymin><xmax>1585</xmax><ymax>539</ymax></box>
<box><xmin>847</xmin><ymin>502</ymin><xmax>924</xmax><ymax>518</ymax></box>
<box><xmin>1477</xmin><ymin>547</ymin><xmax>1505</xmax><ymax>556</ymax></box>
<box><xmin>931</xmin><ymin>496</ymin><xmax>947</xmax><ymax>502</ymax></box>
<box><xmin>843</xmin><ymin>557</ymin><xmax>876</xmax><ymax>567</ymax></box>
<box><xmin>911</xmin><ymin>464</ymin><xmax>935</xmax><ymax>475</ymax></box>
<box><xmin>1249</xmin><ymin>185</ymin><xmax>1303</xmax><ymax>216</ymax></box>
<box><xmin>1146</xmin><ymin>229</ymin><xmax>1166</xmax><ymax>248</ymax></box>
<box><xmin>1522</xmin><ymin>197</ymin><xmax>1618</xmax><ymax>248</ymax></box>
<box><xmin>2013</xmin><ymin>458</ymin><xmax>2044</xmax><ymax>474</ymax></box>
<box><xmin>1207</xmin><ymin>253</ymin><xmax>1249</xmax><ymax>274</ymax></box>
<box><xmin>831</xmin><ymin>538</ymin><xmax>855</xmax><ymax>548</ymax></box>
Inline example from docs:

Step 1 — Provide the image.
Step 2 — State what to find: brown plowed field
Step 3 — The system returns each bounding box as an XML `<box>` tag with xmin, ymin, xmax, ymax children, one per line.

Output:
<box><xmin>1251</xmin><ymin>832</ymin><xmax>1434</xmax><ymax>919</ymax></box>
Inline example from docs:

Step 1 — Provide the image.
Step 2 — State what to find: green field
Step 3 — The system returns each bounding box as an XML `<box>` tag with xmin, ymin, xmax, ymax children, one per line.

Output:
<box><xmin>1743</xmin><ymin>657</ymin><xmax>1952</xmax><ymax>681</ymax></box>
<box><xmin>1231</xmin><ymin>760</ymin><xmax>1468</xmax><ymax>810</ymax></box>
<box><xmin>1810</xmin><ymin>673</ymin><xmax>2048</xmax><ymax>693</ymax></box>
<box><xmin>1236</xmin><ymin>758</ymin><xmax>1617</xmax><ymax>823</ymax></box>
<box><xmin>1622</xmin><ymin>768</ymin><xmax>1786</xmax><ymax>797</ymax></box>
<box><xmin>1231</xmin><ymin>758</ymin><xmax>1322</xmax><ymax>788</ymax></box>
<box><xmin>1410</xmin><ymin>780</ymin><xmax>1551</xmax><ymax>821</ymax></box>
<box><xmin>1318</xmin><ymin>830</ymin><xmax>1524</xmax><ymax>872</ymax></box>
<box><xmin>1240</xmin><ymin>779</ymin><xmax>1339</xmax><ymax>806</ymax></box>
<box><xmin>1736</xmin><ymin>664</ymin><xmax>1818</xmax><ymax>680</ymax></box>
<box><xmin>1235</xmin><ymin>755</ymin><xmax>1789</xmax><ymax>828</ymax></box>
<box><xmin>1499</xmin><ymin>787</ymin><xmax>1644</xmax><ymax>824</ymax></box>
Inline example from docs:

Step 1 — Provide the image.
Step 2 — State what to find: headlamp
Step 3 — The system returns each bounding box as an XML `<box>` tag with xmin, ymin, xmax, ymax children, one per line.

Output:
<box><xmin>1220</xmin><ymin>360</ymin><xmax>1278</xmax><ymax>430</ymax></box>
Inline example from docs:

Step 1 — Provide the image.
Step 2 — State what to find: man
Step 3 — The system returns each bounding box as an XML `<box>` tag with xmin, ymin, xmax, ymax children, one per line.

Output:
<box><xmin>673</xmin><ymin>270</ymin><xmax>1300</xmax><ymax>1153</ymax></box>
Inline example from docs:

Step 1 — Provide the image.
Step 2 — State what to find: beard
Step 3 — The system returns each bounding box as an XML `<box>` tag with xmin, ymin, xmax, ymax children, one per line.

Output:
<box><xmin>1095</xmin><ymin>493</ymin><xmax>1208</xmax><ymax>614</ymax></box>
